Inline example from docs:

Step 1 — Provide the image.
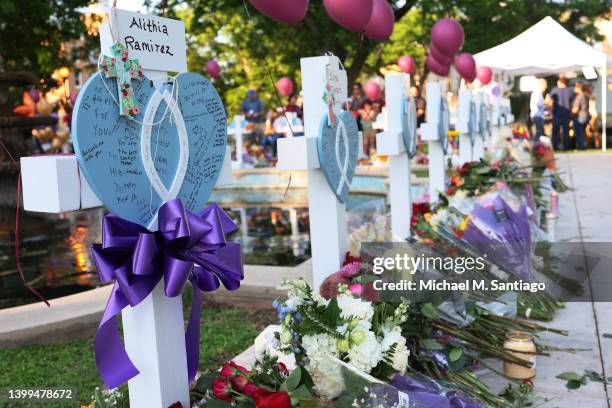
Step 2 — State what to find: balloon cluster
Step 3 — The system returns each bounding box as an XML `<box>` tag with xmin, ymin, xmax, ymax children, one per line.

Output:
<box><xmin>424</xmin><ymin>18</ymin><xmax>492</xmax><ymax>85</ymax></box>
<box><xmin>248</xmin><ymin>0</ymin><xmax>395</xmax><ymax>41</ymax></box>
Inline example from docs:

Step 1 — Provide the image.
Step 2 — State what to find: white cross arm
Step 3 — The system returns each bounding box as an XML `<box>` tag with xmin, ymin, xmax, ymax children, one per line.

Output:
<box><xmin>20</xmin><ymin>146</ymin><xmax>233</xmax><ymax>213</ymax></box>
<box><xmin>376</xmin><ymin>131</ymin><xmax>406</xmax><ymax>156</ymax></box>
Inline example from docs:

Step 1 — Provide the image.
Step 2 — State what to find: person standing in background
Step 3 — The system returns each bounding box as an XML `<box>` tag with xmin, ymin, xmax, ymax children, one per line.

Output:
<box><xmin>585</xmin><ymin>85</ymin><xmax>600</xmax><ymax>149</ymax></box>
<box><xmin>571</xmin><ymin>82</ymin><xmax>589</xmax><ymax>150</ymax></box>
<box><xmin>241</xmin><ymin>89</ymin><xmax>265</xmax><ymax>144</ymax></box>
<box><xmin>284</xmin><ymin>93</ymin><xmax>303</xmax><ymax>120</ymax></box>
<box><xmin>550</xmin><ymin>77</ymin><xmax>574</xmax><ymax>151</ymax></box>
<box><xmin>530</xmin><ymin>78</ymin><xmax>547</xmax><ymax>139</ymax></box>
<box><xmin>410</xmin><ymin>86</ymin><xmax>427</xmax><ymax>127</ymax></box>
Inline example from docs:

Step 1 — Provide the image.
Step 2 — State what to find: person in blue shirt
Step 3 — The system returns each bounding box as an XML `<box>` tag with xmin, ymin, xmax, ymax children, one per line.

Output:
<box><xmin>550</xmin><ymin>77</ymin><xmax>574</xmax><ymax>151</ymax></box>
<box><xmin>241</xmin><ymin>89</ymin><xmax>265</xmax><ymax>124</ymax></box>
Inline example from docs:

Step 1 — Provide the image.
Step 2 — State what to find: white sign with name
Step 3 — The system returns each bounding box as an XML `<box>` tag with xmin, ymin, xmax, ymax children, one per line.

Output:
<box><xmin>100</xmin><ymin>9</ymin><xmax>187</xmax><ymax>73</ymax></box>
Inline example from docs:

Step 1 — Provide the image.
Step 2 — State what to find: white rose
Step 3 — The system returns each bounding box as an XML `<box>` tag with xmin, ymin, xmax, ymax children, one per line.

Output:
<box><xmin>337</xmin><ymin>294</ymin><xmax>374</xmax><ymax>322</ymax></box>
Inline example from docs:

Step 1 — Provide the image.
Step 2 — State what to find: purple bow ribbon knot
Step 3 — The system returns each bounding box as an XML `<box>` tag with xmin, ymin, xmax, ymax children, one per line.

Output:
<box><xmin>92</xmin><ymin>199</ymin><xmax>243</xmax><ymax>389</ymax></box>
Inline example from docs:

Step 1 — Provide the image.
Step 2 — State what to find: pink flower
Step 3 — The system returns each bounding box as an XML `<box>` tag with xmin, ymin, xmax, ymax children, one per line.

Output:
<box><xmin>339</xmin><ymin>261</ymin><xmax>361</xmax><ymax>278</ymax></box>
<box><xmin>348</xmin><ymin>283</ymin><xmax>363</xmax><ymax>295</ymax></box>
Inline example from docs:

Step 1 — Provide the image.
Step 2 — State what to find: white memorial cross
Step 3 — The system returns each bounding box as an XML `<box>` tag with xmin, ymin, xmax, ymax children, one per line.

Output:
<box><xmin>473</xmin><ymin>91</ymin><xmax>486</xmax><ymax>161</ymax></box>
<box><xmin>277</xmin><ymin>55</ymin><xmax>350</xmax><ymax>290</ymax></box>
<box><xmin>227</xmin><ymin>115</ymin><xmax>251</xmax><ymax>168</ymax></box>
<box><xmin>20</xmin><ymin>9</ymin><xmax>233</xmax><ymax>408</ymax></box>
<box><xmin>420</xmin><ymin>82</ymin><xmax>449</xmax><ymax>203</ymax></box>
<box><xmin>457</xmin><ymin>88</ymin><xmax>475</xmax><ymax>165</ymax></box>
<box><xmin>376</xmin><ymin>73</ymin><xmax>413</xmax><ymax>239</ymax></box>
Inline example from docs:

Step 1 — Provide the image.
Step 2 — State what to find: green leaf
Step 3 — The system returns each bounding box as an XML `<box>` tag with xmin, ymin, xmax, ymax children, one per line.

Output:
<box><xmin>584</xmin><ymin>370</ymin><xmax>606</xmax><ymax>383</ymax></box>
<box><xmin>556</xmin><ymin>372</ymin><xmax>583</xmax><ymax>382</ymax></box>
<box><xmin>448</xmin><ymin>347</ymin><xmax>463</xmax><ymax>362</ymax></box>
<box><xmin>421</xmin><ymin>303</ymin><xmax>438</xmax><ymax>319</ymax></box>
<box><xmin>283</xmin><ymin>366</ymin><xmax>301</xmax><ymax>391</ymax></box>
<box><xmin>323</xmin><ymin>298</ymin><xmax>341</xmax><ymax>326</ymax></box>
<box><xmin>603</xmin><ymin>333</ymin><xmax>612</xmax><ymax>339</ymax></box>
<box><xmin>291</xmin><ymin>384</ymin><xmax>313</xmax><ymax>400</ymax></box>
<box><xmin>422</xmin><ymin>338</ymin><xmax>444</xmax><ymax>350</ymax></box>
<box><xmin>566</xmin><ymin>379</ymin><xmax>583</xmax><ymax>390</ymax></box>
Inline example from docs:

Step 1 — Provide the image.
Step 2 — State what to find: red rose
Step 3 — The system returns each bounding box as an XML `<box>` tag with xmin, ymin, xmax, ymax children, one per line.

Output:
<box><xmin>220</xmin><ymin>361</ymin><xmax>250</xmax><ymax>378</ymax></box>
<box><xmin>446</xmin><ymin>186</ymin><xmax>456</xmax><ymax>196</ymax></box>
<box><xmin>231</xmin><ymin>374</ymin><xmax>249</xmax><ymax>391</ymax></box>
<box><xmin>243</xmin><ymin>382</ymin><xmax>257</xmax><ymax>397</ymax></box>
<box><xmin>254</xmin><ymin>388</ymin><xmax>291</xmax><ymax>408</ymax></box>
<box><xmin>277</xmin><ymin>362</ymin><xmax>289</xmax><ymax>376</ymax></box>
<box><xmin>212</xmin><ymin>378</ymin><xmax>233</xmax><ymax>402</ymax></box>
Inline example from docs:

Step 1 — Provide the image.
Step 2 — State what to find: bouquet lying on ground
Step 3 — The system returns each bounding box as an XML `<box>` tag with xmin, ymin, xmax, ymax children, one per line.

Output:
<box><xmin>315</xmin><ymin>254</ymin><xmax>568</xmax><ymax>407</ymax></box>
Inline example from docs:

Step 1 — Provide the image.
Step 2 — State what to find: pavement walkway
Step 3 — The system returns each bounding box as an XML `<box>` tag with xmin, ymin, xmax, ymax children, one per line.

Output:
<box><xmin>481</xmin><ymin>151</ymin><xmax>612</xmax><ymax>407</ymax></box>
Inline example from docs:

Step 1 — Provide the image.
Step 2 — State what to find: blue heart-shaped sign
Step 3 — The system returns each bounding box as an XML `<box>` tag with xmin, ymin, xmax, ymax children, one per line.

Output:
<box><xmin>72</xmin><ymin>71</ymin><xmax>227</xmax><ymax>228</ymax></box>
<box><xmin>478</xmin><ymin>102</ymin><xmax>489</xmax><ymax>141</ymax></box>
<box><xmin>316</xmin><ymin>111</ymin><xmax>359</xmax><ymax>204</ymax></box>
<box><xmin>401</xmin><ymin>96</ymin><xmax>418</xmax><ymax>158</ymax></box>
<box><xmin>438</xmin><ymin>98</ymin><xmax>450</xmax><ymax>154</ymax></box>
<box><xmin>468</xmin><ymin>101</ymin><xmax>477</xmax><ymax>146</ymax></box>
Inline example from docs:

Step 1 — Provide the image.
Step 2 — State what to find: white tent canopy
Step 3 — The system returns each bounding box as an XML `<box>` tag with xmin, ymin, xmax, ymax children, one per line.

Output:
<box><xmin>474</xmin><ymin>16</ymin><xmax>609</xmax><ymax>150</ymax></box>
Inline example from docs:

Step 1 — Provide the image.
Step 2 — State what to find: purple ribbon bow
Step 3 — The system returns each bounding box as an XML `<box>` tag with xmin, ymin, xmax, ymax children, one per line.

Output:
<box><xmin>92</xmin><ymin>199</ymin><xmax>243</xmax><ymax>389</ymax></box>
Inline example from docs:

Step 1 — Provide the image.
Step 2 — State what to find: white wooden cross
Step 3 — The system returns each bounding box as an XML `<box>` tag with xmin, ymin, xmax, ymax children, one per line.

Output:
<box><xmin>457</xmin><ymin>88</ymin><xmax>474</xmax><ymax>165</ymax></box>
<box><xmin>376</xmin><ymin>73</ymin><xmax>413</xmax><ymax>239</ymax></box>
<box><xmin>473</xmin><ymin>90</ymin><xmax>486</xmax><ymax>161</ymax></box>
<box><xmin>490</xmin><ymin>92</ymin><xmax>502</xmax><ymax>149</ymax></box>
<box><xmin>20</xmin><ymin>9</ymin><xmax>233</xmax><ymax>408</ymax></box>
<box><xmin>227</xmin><ymin>115</ymin><xmax>251</xmax><ymax>169</ymax></box>
<box><xmin>276</xmin><ymin>55</ymin><xmax>350</xmax><ymax>290</ymax></box>
<box><xmin>421</xmin><ymin>82</ymin><xmax>448</xmax><ymax>203</ymax></box>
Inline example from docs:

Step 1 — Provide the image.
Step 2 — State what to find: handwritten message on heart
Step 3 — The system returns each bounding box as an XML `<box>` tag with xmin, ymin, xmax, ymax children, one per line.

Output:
<box><xmin>72</xmin><ymin>71</ymin><xmax>227</xmax><ymax>228</ymax></box>
<box><xmin>401</xmin><ymin>96</ymin><xmax>418</xmax><ymax>158</ymax></box>
<box><xmin>316</xmin><ymin>111</ymin><xmax>359</xmax><ymax>204</ymax></box>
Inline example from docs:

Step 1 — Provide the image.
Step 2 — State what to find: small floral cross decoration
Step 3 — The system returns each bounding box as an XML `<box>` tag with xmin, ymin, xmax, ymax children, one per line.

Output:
<box><xmin>100</xmin><ymin>42</ymin><xmax>143</xmax><ymax>119</ymax></box>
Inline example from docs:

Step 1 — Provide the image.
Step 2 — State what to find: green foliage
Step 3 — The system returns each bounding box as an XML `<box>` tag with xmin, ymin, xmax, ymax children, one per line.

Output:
<box><xmin>0</xmin><ymin>303</ymin><xmax>275</xmax><ymax>406</ymax></box>
<box><xmin>0</xmin><ymin>0</ymin><xmax>97</xmax><ymax>82</ymax></box>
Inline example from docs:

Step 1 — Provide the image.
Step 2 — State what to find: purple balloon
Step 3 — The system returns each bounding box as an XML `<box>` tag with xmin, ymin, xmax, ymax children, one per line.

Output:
<box><xmin>398</xmin><ymin>55</ymin><xmax>415</xmax><ymax>74</ymax></box>
<box><xmin>364</xmin><ymin>0</ymin><xmax>395</xmax><ymax>41</ymax></box>
<box><xmin>249</xmin><ymin>0</ymin><xmax>309</xmax><ymax>24</ymax></box>
<box><xmin>454</xmin><ymin>52</ymin><xmax>476</xmax><ymax>81</ymax></box>
<box><xmin>324</xmin><ymin>0</ymin><xmax>373</xmax><ymax>32</ymax></box>
<box><xmin>205</xmin><ymin>60</ymin><xmax>221</xmax><ymax>79</ymax></box>
<box><xmin>431</xmin><ymin>18</ymin><xmax>464</xmax><ymax>56</ymax></box>
<box><xmin>491</xmin><ymin>83</ymin><xmax>501</xmax><ymax>97</ymax></box>
<box><xmin>429</xmin><ymin>42</ymin><xmax>454</xmax><ymax>66</ymax></box>
<box><xmin>426</xmin><ymin>54</ymin><xmax>450</xmax><ymax>77</ymax></box>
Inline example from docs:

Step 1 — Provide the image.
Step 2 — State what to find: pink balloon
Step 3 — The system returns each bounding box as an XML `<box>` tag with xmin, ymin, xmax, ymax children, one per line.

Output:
<box><xmin>364</xmin><ymin>0</ymin><xmax>395</xmax><ymax>41</ymax></box>
<box><xmin>476</xmin><ymin>66</ymin><xmax>493</xmax><ymax>85</ymax></box>
<box><xmin>429</xmin><ymin>42</ymin><xmax>453</xmax><ymax>66</ymax></box>
<box><xmin>205</xmin><ymin>60</ymin><xmax>221</xmax><ymax>79</ymax></box>
<box><xmin>398</xmin><ymin>55</ymin><xmax>415</xmax><ymax>74</ymax></box>
<box><xmin>276</xmin><ymin>77</ymin><xmax>294</xmax><ymax>97</ymax></box>
<box><xmin>431</xmin><ymin>18</ymin><xmax>464</xmax><ymax>56</ymax></box>
<box><xmin>249</xmin><ymin>0</ymin><xmax>309</xmax><ymax>24</ymax></box>
<box><xmin>454</xmin><ymin>52</ymin><xmax>476</xmax><ymax>81</ymax></box>
<box><xmin>364</xmin><ymin>81</ymin><xmax>382</xmax><ymax>101</ymax></box>
<box><xmin>426</xmin><ymin>54</ymin><xmax>450</xmax><ymax>77</ymax></box>
<box><xmin>324</xmin><ymin>0</ymin><xmax>373</xmax><ymax>32</ymax></box>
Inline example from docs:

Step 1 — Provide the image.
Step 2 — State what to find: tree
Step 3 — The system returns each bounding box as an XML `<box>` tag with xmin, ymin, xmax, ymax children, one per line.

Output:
<box><xmin>0</xmin><ymin>0</ymin><xmax>96</xmax><ymax>84</ymax></box>
<box><xmin>158</xmin><ymin>0</ymin><xmax>611</xmax><ymax>116</ymax></box>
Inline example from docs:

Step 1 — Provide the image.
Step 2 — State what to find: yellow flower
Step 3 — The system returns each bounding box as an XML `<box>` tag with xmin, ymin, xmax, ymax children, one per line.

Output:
<box><xmin>458</xmin><ymin>216</ymin><xmax>470</xmax><ymax>231</ymax></box>
<box><xmin>424</xmin><ymin>213</ymin><xmax>432</xmax><ymax>222</ymax></box>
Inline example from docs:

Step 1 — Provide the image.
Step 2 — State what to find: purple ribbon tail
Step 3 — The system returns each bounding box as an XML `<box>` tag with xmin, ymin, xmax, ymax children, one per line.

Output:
<box><xmin>186</xmin><ymin>284</ymin><xmax>202</xmax><ymax>383</ymax></box>
<box><xmin>94</xmin><ymin>284</ymin><xmax>140</xmax><ymax>389</ymax></box>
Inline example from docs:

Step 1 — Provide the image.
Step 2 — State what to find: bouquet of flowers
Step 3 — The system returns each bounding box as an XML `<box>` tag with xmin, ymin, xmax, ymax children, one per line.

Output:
<box><xmin>272</xmin><ymin>279</ymin><xmax>411</xmax><ymax>400</ymax></box>
<box><xmin>195</xmin><ymin>352</ymin><xmax>314</xmax><ymax>407</ymax></box>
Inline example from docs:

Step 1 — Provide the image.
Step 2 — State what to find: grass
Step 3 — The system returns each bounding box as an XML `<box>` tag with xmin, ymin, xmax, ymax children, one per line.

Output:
<box><xmin>0</xmin><ymin>299</ymin><xmax>277</xmax><ymax>407</ymax></box>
